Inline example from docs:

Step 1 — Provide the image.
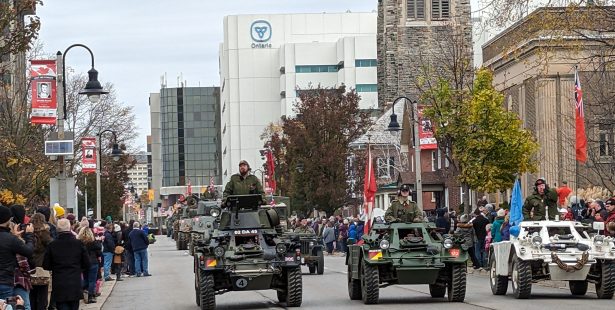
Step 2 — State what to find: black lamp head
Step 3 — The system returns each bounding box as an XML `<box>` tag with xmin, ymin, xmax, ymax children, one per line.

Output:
<box><xmin>387</xmin><ymin>113</ymin><xmax>401</xmax><ymax>132</ymax></box>
<box><xmin>79</xmin><ymin>67</ymin><xmax>109</xmax><ymax>103</ymax></box>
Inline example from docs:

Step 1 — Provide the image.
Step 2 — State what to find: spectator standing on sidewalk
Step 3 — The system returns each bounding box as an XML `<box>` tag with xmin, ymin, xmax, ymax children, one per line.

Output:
<box><xmin>122</xmin><ymin>220</ymin><xmax>135</xmax><ymax>276</ymax></box>
<box><xmin>129</xmin><ymin>222</ymin><xmax>151</xmax><ymax>277</ymax></box>
<box><xmin>43</xmin><ymin>219</ymin><xmax>90</xmax><ymax>310</ymax></box>
<box><xmin>322</xmin><ymin>222</ymin><xmax>335</xmax><ymax>255</ymax></box>
<box><xmin>470</xmin><ymin>207</ymin><xmax>489</xmax><ymax>269</ymax></box>
<box><xmin>77</xmin><ymin>226</ymin><xmax>101</xmax><ymax>304</ymax></box>
<box><xmin>28</xmin><ymin>213</ymin><xmax>52</xmax><ymax>310</ymax></box>
<box><xmin>0</xmin><ymin>205</ymin><xmax>34</xmax><ymax>301</ymax></box>
<box><xmin>102</xmin><ymin>224</ymin><xmax>115</xmax><ymax>281</ymax></box>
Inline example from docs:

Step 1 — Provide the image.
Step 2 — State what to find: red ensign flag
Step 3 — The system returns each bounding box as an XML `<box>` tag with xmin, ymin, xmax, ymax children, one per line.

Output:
<box><xmin>363</xmin><ymin>149</ymin><xmax>377</xmax><ymax>235</ymax></box>
<box><xmin>574</xmin><ymin>69</ymin><xmax>587</xmax><ymax>162</ymax></box>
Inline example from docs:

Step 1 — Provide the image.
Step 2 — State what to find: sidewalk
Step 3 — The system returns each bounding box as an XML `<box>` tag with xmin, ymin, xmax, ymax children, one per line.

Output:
<box><xmin>78</xmin><ymin>274</ymin><xmax>118</xmax><ymax>309</ymax></box>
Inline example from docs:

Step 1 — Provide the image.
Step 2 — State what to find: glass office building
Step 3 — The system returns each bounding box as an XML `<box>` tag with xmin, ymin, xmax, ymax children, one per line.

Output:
<box><xmin>160</xmin><ymin>87</ymin><xmax>221</xmax><ymax>187</ymax></box>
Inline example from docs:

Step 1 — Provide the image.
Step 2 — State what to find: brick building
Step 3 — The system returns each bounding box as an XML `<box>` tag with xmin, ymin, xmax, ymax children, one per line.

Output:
<box><xmin>482</xmin><ymin>6</ymin><xmax>615</xmax><ymax>196</ymax></box>
<box><xmin>376</xmin><ymin>0</ymin><xmax>473</xmax><ymax>211</ymax></box>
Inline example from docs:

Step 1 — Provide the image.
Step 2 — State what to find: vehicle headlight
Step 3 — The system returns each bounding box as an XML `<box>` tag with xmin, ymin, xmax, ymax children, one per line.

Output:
<box><xmin>443</xmin><ymin>238</ymin><xmax>453</xmax><ymax>249</ymax></box>
<box><xmin>531</xmin><ymin>236</ymin><xmax>542</xmax><ymax>247</ymax></box>
<box><xmin>213</xmin><ymin>246</ymin><xmax>225</xmax><ymax>257</ymax></box>
<box><xmin>276</xmin><ymin>243</ymin><xmax>287</xmax><ymax>254</ymax></box>
<box><xmin>594</xmin><ymin>235</ymin><xmax>605</xmax><ymax>246</ymax></box>
<box><xmin>210</xmin><ymin>207</ymin><xmax>221</xmax><ymax>217</ymax></box>
<box><xmin>379</xmin><ymin>239</ymin><xmax>390</xmax><ymax>250</ymax></box>
<box><xmin>309</xmin><ymin>241</ymin><xmax>315</xmax><ymax>247</ymax></box>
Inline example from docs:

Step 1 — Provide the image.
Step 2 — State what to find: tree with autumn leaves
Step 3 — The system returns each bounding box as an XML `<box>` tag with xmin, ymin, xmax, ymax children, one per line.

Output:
<box><xmin>423</xmin><ymin>68</ymin><xmax>539</xmax><ymax>214</ymax></box>
<box><xmin>262</xmin><ymin>86</ymin><xmax>371</xmax><ymax>215</ymax></box>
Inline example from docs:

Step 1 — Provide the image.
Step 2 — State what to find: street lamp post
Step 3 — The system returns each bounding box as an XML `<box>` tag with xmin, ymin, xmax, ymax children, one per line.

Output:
<box><xmin>54</xmin><ymin>44</ymin><xmax>108</xmax><ymax>212</ymax></box>
<box><xmin>387</xmin><ymin>96</ymin><xmax>423</xmax><ymax>210</ymax></box>
<box><xmin>96</xmin><ymin>130</ymin><xmax>122</xmax><ymax>219</ymax></box>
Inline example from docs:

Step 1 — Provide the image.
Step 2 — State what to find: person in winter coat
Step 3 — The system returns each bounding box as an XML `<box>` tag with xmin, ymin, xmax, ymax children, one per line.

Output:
<box><xmin>491</xmin><ymin>209</ymin><xmax>506</xmax><ymax>242</ymax></box>
<box><xmin>77</xmin><ymin>227</ymin><xmax>101</xmax><ymax>304</ymax></box>
<box><xmin>102</xmin><ymin>224</ymin><xmax>115</xmax><ymax>281</ymax></box>
<box><xmin>43</xmin><ymin>219</ymin><xmax>90</xmax><ymax>310</ymax></box>
<box><xmin>338</xmin><ymin>220</ymin><xmax>349</xmax><ymax>253</ymax></box>
<box><xmin>347</xmin><ymin>221</ymin><xmax>357</xmax><ymax>245</ymax></box>
<box><xmin>122</xmin><ymin>220</ymin><xmax>135</xmax><ymax>276</ymax></box>
<box><xmin>484</xmin><ymin>224</ymin><xmax>493</xmax><ymax>253</ymax></box>
<box><xmin>435</xmin><ymin>208</ymin><xmax>450</xmax><ymax>233</ymax></box>
<box><xmin>0</xmin><ymin>205</ymin><xmax>34</xmax><ymax>301</ymax></box>
<box><xmin>128</xmin><ymin>222</ymin><xmax>151</xmax><ymax>277</ymax></box>
<box><xmin>470</xmin><ymin>208</ymin><xmax>489</xmax><ymax>268</ymax></box>
<box><xmin>523</xmin><ymin>178</ymin><xmax>558</xmax><ymax>221</ymax></box>
<box><xmin>500</xmin><ymin>214</ymin><xmax>511</xmax><ymax>241</ymax></box>
<box><xmin>321</xmin><ymin>222</ymin><xmax>336</xmax><ymax>254</ymax></box>
<box><xmin>455</xmin><ymin>215</ymin><xmax>480</xmax><ymax>269</ymax></box>
<box><xmin>28</xmin><ymin>213</ymin><xmax>52</xmax><ymax>310</ymax></box>
<box><xmin>356</xmin><ymin>221</ymin><xmax>364</xmax><ymax>242</ymax></box>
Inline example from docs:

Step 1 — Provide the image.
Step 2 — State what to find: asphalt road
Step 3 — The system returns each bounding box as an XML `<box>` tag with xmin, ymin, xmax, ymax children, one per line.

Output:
<box><xmin>103</xmin><ymin>237</ymin><xmax>614</xmax><ymax>310</ymax></box>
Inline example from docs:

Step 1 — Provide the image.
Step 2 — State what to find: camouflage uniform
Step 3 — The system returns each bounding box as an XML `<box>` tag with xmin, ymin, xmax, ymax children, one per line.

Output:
<box><xmin>522</xmin><ymin>188</ymin><xmax>558</xmax><ymax>221</ymax></box>
<box><xmin>294</xmin><ymin>225</ymin><xmax>315</xmax><ymax>234</ymax></box>
<box><xmin>223</xmin><ymin>173</ymin><xmax>264</xmax><ymax>198</ymax></box>
<box><xmin>385</xmin><ymin>199</ymin><xmax>423</xmax><ymax>223</ymax></box>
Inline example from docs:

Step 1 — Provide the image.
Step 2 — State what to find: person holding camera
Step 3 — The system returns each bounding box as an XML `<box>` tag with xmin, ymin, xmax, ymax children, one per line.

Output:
<box><xmin>0</xmin><ymin>295</ymin><xmax>26</xmax><ymax>310</ymax></box>
<box><xmin>0</xmin><ymin>205</ymin><xmax>34</xmax><ymax>301</ymax></box>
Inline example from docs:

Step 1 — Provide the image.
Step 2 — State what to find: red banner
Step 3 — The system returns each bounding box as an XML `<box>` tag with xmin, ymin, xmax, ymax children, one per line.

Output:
<box><xmin>574</xmin><ymin>69</ymin><xmax>587</xmax><ymax>162</ymax></box>
<box><xmin>81</xmin><ymin>137</ymin><xmax>97</xmax><ymax>173</ymax></box>
<box><xmin>30</xmin><ymin>60</ymin><xmax>58</xmax><ymax>125</ymax></box>
<box><xmin>418</xmin><ymin>106</ymin><xmax>437</xmax><ymax>150</ymax></box>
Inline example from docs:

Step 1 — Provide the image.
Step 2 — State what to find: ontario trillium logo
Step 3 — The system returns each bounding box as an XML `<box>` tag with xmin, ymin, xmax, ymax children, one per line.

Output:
<box><xmin>251</xmin><ymin>20</ymin><xmax>272</xmax><ymax>43</ymax></box>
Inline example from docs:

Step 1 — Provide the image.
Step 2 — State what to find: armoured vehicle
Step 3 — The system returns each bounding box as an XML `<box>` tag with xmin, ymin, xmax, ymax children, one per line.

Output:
<box><xmin>177</xmin><ymin>198</ymin><xmax>199</xmax><ymax>251</ymax></box>
<box><xmin>284</xmin><ymin>232</ymin><xmax>325</xmax><ymax>275</ymax></box>
<box><xmin>489</xmin><ymin>220</ymin><xmax>615</xmax><ymax>299</ymax></box>
<box><xmin>346</xmin><ymin>221</ymin><xmax>469</xmax><ymax>304</ymax></box>
<box><xmin>193</xmin><ymin>194</ymin><xmax>303</xmax><ymax>309</ymax></box>
<box><xmin>189</xmin><ymin>200</ymin><xmax>220</xmax><ymax>256</ymax></box>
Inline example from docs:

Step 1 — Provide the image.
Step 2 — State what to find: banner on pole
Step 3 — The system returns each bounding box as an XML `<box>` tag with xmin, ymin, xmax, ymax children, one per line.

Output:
<box><xmin>81</xmin><ymin>137</ymin><xmax>97</xmax><ymax>173</ymax></box>
<box><xmin>30</xmin><ymin>60</ymin><xmax>58</xmax><ymax>125</ymax></box>
<box><xmin>418</xmin><ymin>106</ymin><xmax>437</xmax><ymax>150</ymax></box>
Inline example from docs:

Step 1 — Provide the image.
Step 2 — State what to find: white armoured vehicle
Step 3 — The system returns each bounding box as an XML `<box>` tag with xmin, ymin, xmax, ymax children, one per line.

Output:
<box><xmin>489</xmin><ymin>220</ymin><xmax>615</xmax><ymax>299</ymax></box>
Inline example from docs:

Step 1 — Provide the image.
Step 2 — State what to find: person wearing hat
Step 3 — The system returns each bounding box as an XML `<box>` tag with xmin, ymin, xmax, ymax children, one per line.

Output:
<box><xmin>0</xmin><ymin>205</ymin><xmax>34</xmax><ymax>300</ymax></box>
<box><xmin>522</xmin><ymin>178</ymin><xmax>558</xmax><ymax>221</ymax></box>
<box><xmin>293</xmin><ymin>218</ymin><xmax>315</xmax><ymax>234</ymax></box>
<box><xmin>602</xmin><ymin>198</ymin><xmax>615</xmax><ymax>236</ymax></box>
<box><xmin>384</xmin><ymin>184</ymin><xmax>423</xmax><ymax>223</ymax></box>
<box><xmin>223</xmin><ymin>160</ymin><xmax>264</xmax><ymax>199</ymax></box>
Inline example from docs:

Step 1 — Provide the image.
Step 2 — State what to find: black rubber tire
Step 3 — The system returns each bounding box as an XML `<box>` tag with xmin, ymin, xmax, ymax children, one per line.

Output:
<box><xmin>361</xmin><ymin>260</ymin><xmax>379</xmax><ymax>304</ymax></box>
<box><xmin>199</xmin><ymin>271</ymin><xmax>215</xmax><ymax>310</ymax></box>
<box><xmin>511</xmin><ymin>258</ymin><xmax>532</xmax><ymax>299</ymax></box>
<box><xmin>348</xmin><ymin>263</ymin><xmax>362</xmax><ymax>300</ymax></box>
<box><xmin>284</xmin><ymin>267</ymin><xmax>302</xmax><ymax>307</ymax></box>
<box><xmin>569</xmin><ymin>281</ymin><xmax>588</xmax><ymax>296</ymax></box>
<box><xmin>316</xmin><ymin>249</ymin><xmax>325</xmax><ymax>275</ymax></box>
<box><xmin>176</xmin><ymin>234</ymin><xmax>181</xmax><ymax>250</ymax></box>
<box><xmin>308</xmin><ymin>264</ymin><xmax>316</xmax><ymax>274</ymax></box>
<box><xmin>447</xmin><ymin>264</ymin><xmax>467</xmax><ymax>302</ymax></box>
<box><xmin>429</xmin><ymin>284</ymin><xmax>446</xmax><ymax>298</ymax></box>
<box><xmin>596</xmin><ymin>261</ymin><xmax>615</xmax><ymax>299</ymax></box>
<box><xmin>489</xmin><ymin>253</ymin><xmax>508</xmax><ymax>295</ymax></box>
<box><xmin>194</xmin><ymin>270</ymin><xmax>200</xmax><ymax>306</ymax></box>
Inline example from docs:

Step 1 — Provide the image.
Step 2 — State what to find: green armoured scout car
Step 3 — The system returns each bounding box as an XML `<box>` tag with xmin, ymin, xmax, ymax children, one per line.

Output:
<box><xmin>346</xmin><ymin>221</ymin><xmax>469</xmax><ymax>304</ymax></box>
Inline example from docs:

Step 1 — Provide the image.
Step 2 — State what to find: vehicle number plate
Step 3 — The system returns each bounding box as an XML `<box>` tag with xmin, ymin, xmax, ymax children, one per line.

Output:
<box><xmin>284</xmin><ymin>257</ymin><xmax>294</xmax><ymax>262</ymax></box>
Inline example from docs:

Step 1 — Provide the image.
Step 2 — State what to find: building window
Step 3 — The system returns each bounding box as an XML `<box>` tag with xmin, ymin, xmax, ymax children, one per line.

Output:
<box><xmin>431</xmin><ymin>151</ymin><xmax>437</xmax><ymax>171</ymax></box>
<box><xmin>599</xmin><ymin>132</ymin><xmax>611</xmax><ymax>157</ymax></box>
<box><xmin>431</xmin><ymin>0</ymin><xmax>450</xmax><ymax>20</ymax></box>
<box><xmin>356</xmin><ymin>84</ymin><xmax>378</xmax><ymax>92</ymax></box>
<box><xmin>407</xmin><ymin>0</ymin><xmax>426</xmax><ymax>20</ymax></box>
<box><xmin>377</xmin><ymin>157</ymin><xmax>395</xmax><ymax>179</ymax></box>
<box><xmin>355</xmin><ymin>59</ymin><xmax>377</xmax><ymax>67</ymax></box>
<box><xmin>295</xmin><ymin>65</ymin><xmax>338</xmax><ymax>73</ymax></box>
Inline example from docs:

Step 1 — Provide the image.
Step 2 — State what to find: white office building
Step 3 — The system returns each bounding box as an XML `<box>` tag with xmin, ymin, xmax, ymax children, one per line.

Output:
<box><xmin>219</xmin><ymin>12</ymin><xmax>377</xmax><ymax>182</ymax></box>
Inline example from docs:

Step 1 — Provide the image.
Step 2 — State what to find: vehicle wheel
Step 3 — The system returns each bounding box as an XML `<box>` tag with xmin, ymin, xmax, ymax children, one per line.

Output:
<box><xmin>447</xmin><ymin>264</ymin><xmax>466</xmax><ymax>302</ymax></box>
<box><xmin>348</xmin><ymin>263</ymin><xmax>362</xmax><ymax>300</ymax></box>
<box><xmin>489</xmin><ymin>253</ymin><xmax>508</xmax><ymax>295</ymax></box>
<box><xmin>282</xmin><ymin>267</ymin><xmax>302</xmax><ymax>307</ymax></box>
<box><xmin>176</xmin><ymin>234</ymin><xmax>181</xmax><ymax>250</ymax></box>
<box><xmin>194</xmin><ymin>270</ymin><xmax>201</xmax><ymax>306</ymax></box>
<box><xmin>569</xmin><ymin>281</ymin><xmax>588</xmax><ymax>296</ymax></box>
<box><xmin>361</xmin><ymin>260</ymin><xmax>379</xmax><ymax>304</ymax></box>
<box><xmin>511</xmin><ymin>258</ymin><xmax>532</xmax><ymax>299</ymax></box>
<box><xmin>308</xmin><ymin>264</ymin><xmax>316</xmax><ymax>274</ymax></box>
<box><xmin>429</xmin><ymin>284</ymin><xmax>446</xmax><ymax>298</ymax></box>
<box><xmin>199</xmin><ymin>271</ymin><xmax>215</xmax><ymax>310</ymax></box>
<box><xmin>596</xmin><ymin>261</ymin><xmax>615</xmax><ymax>299</ymax></box>
<box><xmin>316</xmin><ymin>249</ymin><xmax>325</xmax><ymax>275</ymax></box>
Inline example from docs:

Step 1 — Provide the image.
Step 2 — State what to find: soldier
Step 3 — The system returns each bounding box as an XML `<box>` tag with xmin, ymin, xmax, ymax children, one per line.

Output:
<box><xmin>522</xmin><ymin>178</ymin><xmax>559</xmax><ymax>221</ymax></box>
<box><xmin>294</xmin><ymin>218</ymin><xmax>315</xmax><ymax>234</ymax></box>
<box><xmin>223</xmin><ymin>160</ymin><xmax>264</xmax><ymax>198</ymax></box>
<box><xmin>385</xmin><ymin>184</ymin><xmax>423</xmax><ymax>223</ymax></box>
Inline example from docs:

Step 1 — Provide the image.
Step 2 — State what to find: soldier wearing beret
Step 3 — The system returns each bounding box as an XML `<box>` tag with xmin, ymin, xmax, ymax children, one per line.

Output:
<box><xmin>385</xmin><ymin>184</ymin><xmax>423</xmax><ymax>223</ymax></box>
<box><xmin>522</xmin><ymin>178</ymin><xmax>559</xmax><ymax>221</ymax></box>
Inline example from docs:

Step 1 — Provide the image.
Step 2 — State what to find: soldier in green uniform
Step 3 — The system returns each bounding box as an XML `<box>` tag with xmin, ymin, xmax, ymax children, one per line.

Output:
<box><xmin>294</xmin><ymin>218</ymin><xmax>315</xmax><ymax>234</ymax></box>
<box><xmin>223</xmin><ymin>160</ymin><xmax>265</xmax><ymax>199</ymax></box>
<box><xmin>522</xmin><ymin>178</ymin><xmax>559</xmax><ymax>221</ymax></box>
<box><xmin>385</xmin><ymin>184</ymin><xmax>423</xmax><ymax>223</ymax></box>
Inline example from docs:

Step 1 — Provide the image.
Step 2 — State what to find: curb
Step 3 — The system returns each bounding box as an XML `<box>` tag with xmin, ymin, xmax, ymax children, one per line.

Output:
<box><xmin>80</xmin><ymin>279</ymin><xmax>117</xmax><ymax>310</ymax></box>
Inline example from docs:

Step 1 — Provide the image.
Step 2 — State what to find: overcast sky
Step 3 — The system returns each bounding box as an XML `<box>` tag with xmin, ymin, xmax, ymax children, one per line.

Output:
<box><xmin>37</xmin><ymin>1</ymin><xmax>489</xmax><ymax>151</ymax></box>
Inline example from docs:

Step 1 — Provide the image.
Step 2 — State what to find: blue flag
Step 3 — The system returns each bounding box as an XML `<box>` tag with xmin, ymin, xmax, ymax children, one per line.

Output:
<box><xmin>510</xmin><ymin>178</ymin><xmax>523</xmax><ymax>226</ymax></box>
